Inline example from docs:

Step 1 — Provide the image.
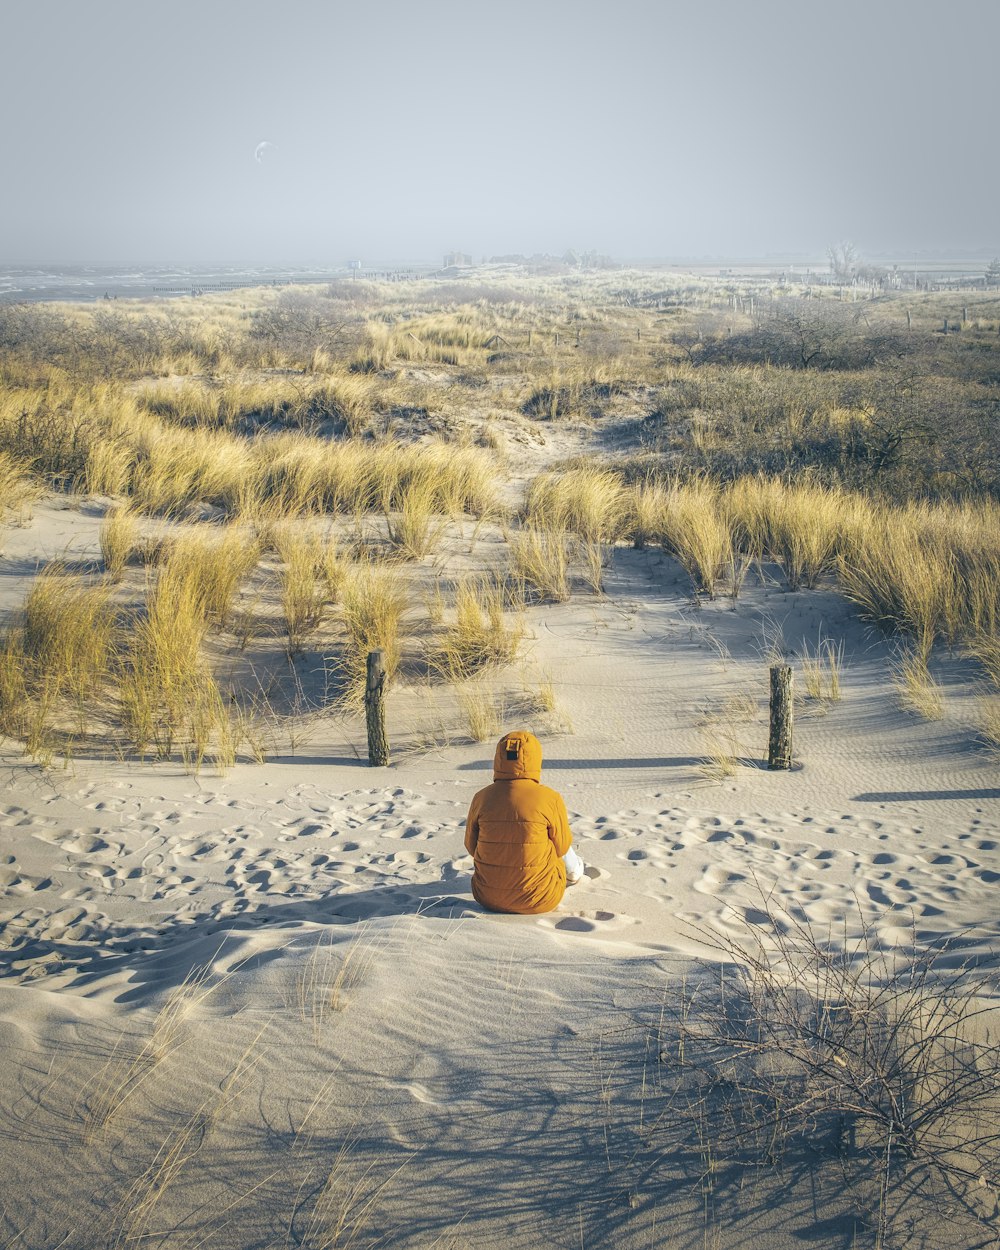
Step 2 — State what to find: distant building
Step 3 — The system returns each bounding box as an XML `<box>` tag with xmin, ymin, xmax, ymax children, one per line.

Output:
<box><xmin>443</xmin><ymin>251</ymin><xmax>472</xmax><ymax>268</ymax></box>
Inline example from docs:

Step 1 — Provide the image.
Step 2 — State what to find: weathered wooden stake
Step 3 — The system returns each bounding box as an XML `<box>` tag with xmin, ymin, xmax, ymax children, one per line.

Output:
<box><xmin>365</xmin><ymin>649</ymin><xmax>389</xmax><ymax>766</ymax></box>
<box><xmin>905</xmin><ymin>307</ymin><xmax>911</xmax><ymax>331</ymax></box>
<box><xmin>768</xmin><ymin>664</ymin><xmax>793</xmax><ymax>769</ymax></box>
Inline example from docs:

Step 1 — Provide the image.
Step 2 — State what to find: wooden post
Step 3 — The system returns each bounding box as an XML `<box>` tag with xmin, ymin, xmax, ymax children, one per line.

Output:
<box><xmin>905</xmin><ymin>307</ymin><xmax>911</xmax><ymax>331</ymax></box>
<box><xmin>365</xmin><ymin>649</ymin><xmax>389</xmax><ymax>766</ymax></box>
<box><xmin>768</xmin><ymin>664</ymin><xmax>793</xmax><ymax>769</ymax></box>
<box><xmin>527</xmin><ymin>329</ymin><xmax>532</xmax><ymax>348</ymax></box>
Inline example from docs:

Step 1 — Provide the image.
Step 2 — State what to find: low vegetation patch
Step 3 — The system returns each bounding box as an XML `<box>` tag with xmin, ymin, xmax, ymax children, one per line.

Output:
<box><xmin>657</xmin><ymin>898</ymin><xmax>1000</xmax><ymax>1249</ymax></box>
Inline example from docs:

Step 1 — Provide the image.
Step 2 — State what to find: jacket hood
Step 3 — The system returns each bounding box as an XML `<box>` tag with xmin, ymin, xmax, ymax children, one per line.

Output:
<box><xmin>493</xmin><ymin>730</ymin><xmax>542</xmax><ymax>782</ymax></box>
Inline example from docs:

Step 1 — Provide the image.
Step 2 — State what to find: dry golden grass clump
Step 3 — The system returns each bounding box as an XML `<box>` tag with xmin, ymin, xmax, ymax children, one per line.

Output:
<box><xmin>0</xmin><ymin>530</ymin><xmax>261</xmax><ymax>768</ymax></box>
<box><xmin>726</xmin><ymin>476</ymin><xmax>848</xmax><ymax>590</ymax></box>
<box><xmin>799</xmin><ymin>637</ymin><xmax>844</xmax><ymax>704</ymax></box>
<box><xmin>508</xmin><ymin>525</ymin><xmax>572</xmax><ymax>602</ymax></box>
<box><xmin>382</xmin><ymin>478</ymin><xmax>446</xmax><ymax>559</ymax></box>
<box><xmin>138</xmin><ymin>372</ymin><xmax>376</xmax><ymax>436</ymax></box>
<box><xmin>891</xmin><ymin>649</ymin><xmax>945</xmax><ymax>720</ymax></box>
<box><xmin>624</xmin><ymin>479</ymin><xmax>670</xmax><ymax>550</ymax></box>
<box><xmin>0</xmin><ymin>373</ymin><xmax>499</xmax><ymax>524</ymax></box>
<box><xmin>247</xmin><ymin>437</ymin><xmax>498</xmax><ymax>522</ymax></box>
<box><xmin>456</xmin><ymin>677</ymin><xmax>508</xmax><ymax>742</ymax></box>
<box><xmin>0</xmin><ymin>449</ymin><xmax>40</xmax><ymax>521</ymax></box>
<box><xmin>433</xmin><ymin>576</ymin><xmax>523</xmax><ymax>680</ymax></box>
<box><xmin>521</xmin><ymin>468</ymin><xmax>634</xmax><ymax>595</ymax></box>
<box><xmin>656</xmin><ymin>477</ymin><xmax>733</xmax><ymax>598</ymax></box>
<box><xmin>98</xmin><ymin>505</ymin><xmax>141</xmax><ymax>580</ymax></box>
<box><xmin>838</xmin><ymin>498</ymin><xmax>1000</xmax><ymax>663</ymax></box>
<box><xmin>159</xmin><ymin>529</ymin><xmax>261</xmax><ymax>626</ymax></box>
<box><xmin>275</xmin><ymin>529</ymin><xmax>344</xmax><ymax>652</ymax></box>
<box><xmin>118</xmin><ymin>548</ymin><xmax>235</xmax><ymax>766</ymax></box>
<box><xmin>979</xmin><ymin>696</ymin><xmax>1000</xmax><ymax>750</ymax></box>
<box><xmin>0</xmin><ymin>569</ymin><xmax>116</xmax><ymax>759</ymax></box>
<box><xmin>526</xmin><ymin>467</ymin><xmax>628</xmax><ymax>543</ymax></box>
<box><xmin>335</xmin><ymin>563</ymin><xmax>409</xmax><ymax>704</ymax></box>
<box><xmin>527</xmin><ymin>463</ymin><xmax>1000</xmax><ymax>677</ymax></box>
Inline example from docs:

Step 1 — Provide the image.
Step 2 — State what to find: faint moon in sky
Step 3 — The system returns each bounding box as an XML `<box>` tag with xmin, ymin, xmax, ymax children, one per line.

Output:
<box><xmin>254</xmin><ymin>141</ymin><xmax>275</xmax><ymax>164</ymax></box>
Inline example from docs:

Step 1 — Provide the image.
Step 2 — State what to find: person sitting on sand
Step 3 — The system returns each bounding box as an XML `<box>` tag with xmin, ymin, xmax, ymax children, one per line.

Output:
<box><xmin>465</xmin><ymin>729</ymin><xmax>585</xmax><ymax>914</ymax></box>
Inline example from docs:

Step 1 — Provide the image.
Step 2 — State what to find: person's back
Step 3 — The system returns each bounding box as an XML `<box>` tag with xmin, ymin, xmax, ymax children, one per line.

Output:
<box><xmin>464</xmin><ymin>730</ymin><xmax>579</xmax><ymax>914</ymax></box>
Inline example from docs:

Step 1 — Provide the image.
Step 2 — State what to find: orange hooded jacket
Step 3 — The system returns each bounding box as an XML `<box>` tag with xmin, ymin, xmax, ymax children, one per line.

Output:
<box><xmin>464</xmin><ymin>730</ymin><xmax>572</xmax><ymax>914</ymax></box>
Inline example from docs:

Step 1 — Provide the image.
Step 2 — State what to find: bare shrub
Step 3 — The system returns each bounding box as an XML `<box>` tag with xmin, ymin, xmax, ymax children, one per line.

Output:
<box><xmin>658</xmin><ymin>898</ymin><xmax>1000</xmax><ymax>1248</ymax></box>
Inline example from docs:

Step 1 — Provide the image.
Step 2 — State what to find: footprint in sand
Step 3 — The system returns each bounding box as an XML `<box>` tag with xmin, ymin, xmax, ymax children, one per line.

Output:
<box><xmin>0</xmin><ymin>868</ymin><xmax>51</xmax><ymax>894</ymax></box>
<box><xmin>172</xmin><ymin>840</ymin><xmax>218</xmax><ymax>859</ymax></box>
<box><xmin>54</xmin><ymin>830</ymin><xmax>117</xmax><ymax>856</ymax></box>
<box><xmin>694</xmin><ymin>865</ymin><xmax>746</xmax><ymax>894</ymax></box>
<box><xmin>553</xmin><ymin>910</ymin><xmax>622</xmax><ymax>932</ymax></box>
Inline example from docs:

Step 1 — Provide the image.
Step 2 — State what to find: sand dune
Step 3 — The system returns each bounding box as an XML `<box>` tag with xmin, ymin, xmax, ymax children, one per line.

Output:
<box><xmin>1</xmin><ymin>485</ymin><xmax>999</xmax><ymax>1249</ymax></box>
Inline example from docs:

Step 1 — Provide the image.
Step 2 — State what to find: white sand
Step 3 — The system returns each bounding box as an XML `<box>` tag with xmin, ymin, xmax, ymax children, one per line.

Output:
<box><xmin>1</xmin><ymin>489</ymin><xmax>998</xmax><ymax>1248</ymax></box>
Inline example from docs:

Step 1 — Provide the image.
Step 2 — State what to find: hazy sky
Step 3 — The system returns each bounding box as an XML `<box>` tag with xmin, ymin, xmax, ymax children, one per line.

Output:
<box><xmin>3</xmin><ymin>0</ymin><xmax>998</xmax><ymax>265</ymax></box>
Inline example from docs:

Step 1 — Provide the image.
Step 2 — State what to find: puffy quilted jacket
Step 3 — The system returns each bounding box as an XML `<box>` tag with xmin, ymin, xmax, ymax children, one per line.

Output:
<box><xmin>464</xmin><ymin>730</ymin><xmax>573</xmax><ymax>914</ymax></box>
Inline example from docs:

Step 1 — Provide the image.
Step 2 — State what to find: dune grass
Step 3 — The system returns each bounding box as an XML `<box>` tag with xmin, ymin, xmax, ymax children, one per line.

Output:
<box><xmin>456</xmin><ymin>677</ymin><xmax>508</xmax><ymax>742</ymax></box>
<box><xmin>119</xmin><ymin>555</ymin><xmax>233</xmax><ymax>767</ymax></box>
<box><xmin>657</xmin><ymin>478</ymin><xmax>733</xmax><ymax>598</ymax></box>
<box><xmin>275</xmin><ymin>529</ymin><xmax>344</xmax><ymax>653</ymax></box>
<box><xmin>432</xmin><ymin>575</ymin><xmax>523</xmax><ymax>680</ymax></box>
<box><xmin>526</xmin><ymin>467</ymin><xmax>628</xmax><ymax>544</ymax></box>
<box><xmin>979</xmin><ymin>696</ymin><xmax>1000</xmax><ymax>750</ymax></box>
<box><xmin>0</xmin><ymin>377</ymin><xmax>499</xmax><ymax>522</ymax></box>
<box><xmin>3</xmin><ymin>277</ymin><xmax>1000</xmax><ymax>767</ymax></box>
<box><xmin>0</xmin><ymin>449</ymin><xmax>40</xmax><ymax>520</ymax></box>
<box><xmin>335</xmin><ymin>564</ymin><xmax>408</xmax><ymax>706</ymax></box>
<box><xmin>0</xmin><ymin>569</ymin><xmax>116</xmax><ymax>759</ymax></box>
<box><xmin>159</xmin><ymin>529</ymin><xmax>262</xmax><ymax>626</ymax></box>
<box><xmin>891</xmin><ymin>649</ymin><xmax>945</xmax><ymax>720</ymax></box>
<box><xmin>799</xmin><ymin>637</ymin><xmax>844</xmax><ymax>703</ymax></box>
<box><xmin>99</xmin><ymin>505</ymin><xmax>140</xmax><ymax>580</ymax></box>
<box><xmin>529</xmin><ymin>465</ymin><xmax>1000</xmax><ymax>673</ymax></box>
<box><xmin>508</xmin><ymin>525</ymin><xmax>572</xmax><ymax>602</ymax></box>
<box><xmin>383</xmin><ymin>478</ymin><xmax>447</xmax><ymax>559</ymax></box>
